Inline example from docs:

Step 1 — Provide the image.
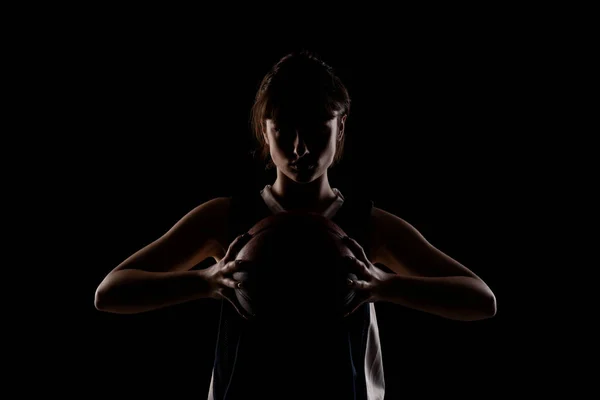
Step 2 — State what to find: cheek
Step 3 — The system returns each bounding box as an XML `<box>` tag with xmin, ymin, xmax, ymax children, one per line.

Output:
<box><xmin>270</xmin><ymin>143</ymin><xmax>287</xmax><ymax>160</ymax></box>
<box><xmin>272</xmin><ymin>138</ymin><xmax>294</xmax><ymax>157</ymax></box>
<box><xmin>330</xmin><ymin>133</ymin><xmax>339</xmax><ymax>148</ymax></box>
<box><xmin>322</xmin><ymin>138</ymin><xmax>338</xmax><ymax>159</ymax></box>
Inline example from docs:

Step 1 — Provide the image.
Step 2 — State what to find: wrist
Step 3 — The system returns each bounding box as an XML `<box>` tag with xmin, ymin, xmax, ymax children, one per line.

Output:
<box><xmin>193</xmin><ymin>269</ymin><xmax>214</xmax><ymax>298</ymax></box>
<box><xmin>372</xmin><ymin>273</ymin><xmax>401</xmax><ymax>303</ymax></box>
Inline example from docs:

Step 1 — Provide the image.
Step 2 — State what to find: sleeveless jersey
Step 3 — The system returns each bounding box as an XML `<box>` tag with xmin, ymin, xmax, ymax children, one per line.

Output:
<box><xmin>207</xmin><ymin>185</ymin><xmax>385</xmax><ymax>399</ymax></box>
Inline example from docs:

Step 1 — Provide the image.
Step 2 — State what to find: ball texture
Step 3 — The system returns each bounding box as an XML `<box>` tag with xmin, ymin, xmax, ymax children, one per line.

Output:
<box><xmin>232</xmin><ymin>211</ymin><xmax>358</xmax><ymax>323</ymax></box>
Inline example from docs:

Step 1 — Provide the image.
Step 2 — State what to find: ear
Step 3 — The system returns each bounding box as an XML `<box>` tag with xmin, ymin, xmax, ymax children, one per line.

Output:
<box><xmin>337</xmin><ymin>114</ymin><xmax>347</xmax><ymax>141</ymax></box>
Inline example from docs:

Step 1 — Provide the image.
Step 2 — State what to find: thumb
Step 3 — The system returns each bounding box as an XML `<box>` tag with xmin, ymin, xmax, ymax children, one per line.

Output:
<box><xmin>347</xmin><ymin>278</ymin><xmax>369</xmax><ymax>291</ymax></box>
<box><xmin>223</xmin><ymin>233</ymin><xmax>252</xmax><ymax>263</ymax></box>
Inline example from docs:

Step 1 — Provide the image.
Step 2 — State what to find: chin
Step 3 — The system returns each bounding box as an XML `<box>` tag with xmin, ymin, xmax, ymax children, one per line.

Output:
<box><xmin>286</xmin><ymin>166</ymin><xmax>321</xmax><ymax>183</ymax></box>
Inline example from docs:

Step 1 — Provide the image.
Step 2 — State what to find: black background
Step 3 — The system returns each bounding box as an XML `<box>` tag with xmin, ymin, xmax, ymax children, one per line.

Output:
<box><xmin>36</xmin><ymin>13</ymin><xmax>551</xmax><ymax>399</ymax></box>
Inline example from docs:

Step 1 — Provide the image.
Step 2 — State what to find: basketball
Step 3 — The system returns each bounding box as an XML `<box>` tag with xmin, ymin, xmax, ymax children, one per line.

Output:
<box><xmin>232</xmin><ymin>211</ymin><xmax>358</xmax><ymax>323</ymax></box>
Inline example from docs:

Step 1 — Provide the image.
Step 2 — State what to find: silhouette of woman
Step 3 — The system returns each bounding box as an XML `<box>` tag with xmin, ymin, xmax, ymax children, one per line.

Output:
<box><xmin>95</xmin><ymin>50</ymin><xmax>497</xmax><ymax>400</ymax></box>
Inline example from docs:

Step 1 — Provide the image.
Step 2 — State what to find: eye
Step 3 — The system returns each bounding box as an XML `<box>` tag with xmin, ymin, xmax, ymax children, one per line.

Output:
<box><xmin>274</xmin><ymin>126</ymin><xmax>293</xmax><ymax>136</ymax></box>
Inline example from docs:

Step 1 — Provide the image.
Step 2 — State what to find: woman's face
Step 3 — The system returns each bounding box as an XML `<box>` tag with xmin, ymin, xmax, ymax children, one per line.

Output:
<box><xmin>263</xmin><ymin>112</ymin><xmax>346</xmax><ymax>183</ymax></box>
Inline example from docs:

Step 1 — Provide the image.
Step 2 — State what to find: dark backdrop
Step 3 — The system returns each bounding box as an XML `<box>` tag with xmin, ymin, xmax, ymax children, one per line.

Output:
<box><xmin>53</xmin><ymin>23</ymin><xmax>532</xmax><ymax>399</ymax></box>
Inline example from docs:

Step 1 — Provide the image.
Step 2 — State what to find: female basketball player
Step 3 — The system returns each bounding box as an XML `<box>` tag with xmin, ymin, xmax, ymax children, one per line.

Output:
<box><xmin>95</xmin><ymin>51</ymin><xmax>496</xmax><ymax>400</ymax></box>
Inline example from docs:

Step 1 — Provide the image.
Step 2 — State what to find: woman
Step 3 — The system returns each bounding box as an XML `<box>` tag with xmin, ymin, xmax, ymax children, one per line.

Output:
<box><xmin>95</xmin><ymin>51</ymin><xmax>496</xmax><ymax>399</ymax></box>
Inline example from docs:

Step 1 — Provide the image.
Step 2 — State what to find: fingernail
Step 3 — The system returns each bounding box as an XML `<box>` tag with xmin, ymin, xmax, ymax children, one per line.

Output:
<box><xmin>347</xmin><ymin>278</ymin><xmax>354</xmax><ymax>286</ymax></box>
<box><xmin>236</xmin><ymin>282</ymin><xmax>243</xmax><ymax>289</ymax></box>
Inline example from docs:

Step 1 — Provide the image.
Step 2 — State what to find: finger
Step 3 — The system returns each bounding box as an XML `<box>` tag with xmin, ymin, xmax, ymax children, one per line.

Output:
<box><xmin>221</xmin><ymin>277</ymin><xmax>240</xmax><ymax>289</ymax></box>
<box><xmin>222</xmin><ymin>233</ymin><xmax>253</xmax><ymax>263</ymax></box>
<box><xmin>344</xmin><ymin>256</ymin><xmax>370</xmax><ymax>280</ymax></box>
<box><xmin>222</xmin><ymin>259</ymin><xmax>252</xmax><ymax>275</ymax></box>
<box><xmin>346</xmin><ymin>278</ymin><xmax>370</xmax><ymax>291</ymax></box>
<box><xmin>343</xmin><ymin>237</ymin><xmax>370</xmax><ymax>266</ymax></box>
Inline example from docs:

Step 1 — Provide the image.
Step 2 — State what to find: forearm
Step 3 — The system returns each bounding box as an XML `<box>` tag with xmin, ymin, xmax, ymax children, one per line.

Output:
<box><xmin>376</xmin><ymin>275</ymin><xmax>497</xmax><ymax>321</ymax></box>
<box><xmin>94</xmin><ymin>269</ymin><xmax>211</xmax><ymax>314</ymax></box>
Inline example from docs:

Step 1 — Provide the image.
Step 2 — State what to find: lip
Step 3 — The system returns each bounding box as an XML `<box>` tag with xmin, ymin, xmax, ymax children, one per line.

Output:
<box><xmin>290</xmin><ymin>163</ymin><xmax>316</xmax><ymax>171</ymax></box>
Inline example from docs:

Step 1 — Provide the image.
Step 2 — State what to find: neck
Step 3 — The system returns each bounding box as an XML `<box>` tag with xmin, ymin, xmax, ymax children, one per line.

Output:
<box><xmin>271</xmin><ymin>170</ymin><xmax>338</xmax><ymax>212</ymax></box>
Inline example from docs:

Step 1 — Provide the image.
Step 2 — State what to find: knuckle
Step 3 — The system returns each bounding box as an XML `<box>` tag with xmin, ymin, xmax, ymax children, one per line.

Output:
<box><xmin>238</xmin><ymin>233</ymin><xmax>251</xmax><ymax>241</ymax></box>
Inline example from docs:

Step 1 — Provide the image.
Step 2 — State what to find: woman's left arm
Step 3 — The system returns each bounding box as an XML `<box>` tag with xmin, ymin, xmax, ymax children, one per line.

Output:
<box><xmin>342</xmin><ymin>207</ymin><xmax>497</xmax><ymax>321</ymax></box>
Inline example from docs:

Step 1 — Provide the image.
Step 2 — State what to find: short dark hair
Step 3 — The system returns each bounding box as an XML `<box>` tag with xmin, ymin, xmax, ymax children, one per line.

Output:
<box><xmin>250</xmin><ymin>51</ymin><xmax>351</xmax><ymax>170</ymax></box>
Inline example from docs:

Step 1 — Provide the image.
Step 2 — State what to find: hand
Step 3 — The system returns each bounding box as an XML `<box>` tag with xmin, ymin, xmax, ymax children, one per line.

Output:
<box><xmin>342</xmin><ymin>236</ymin><xmax>395</xmax><ymax>318</ymax></box>
<box><xmin>201</xmin><ymin>233</ymin><xmax>254</xmax><ymax>320</ymax></box>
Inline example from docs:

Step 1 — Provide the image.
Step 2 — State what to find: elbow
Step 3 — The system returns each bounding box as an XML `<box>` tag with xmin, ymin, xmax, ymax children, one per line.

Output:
<box><xmin>94</xmin><ymin>278</ymin><xmax>116</xmax><ymax>312</ymax></box>
<box><xmin>478</xmin><ymin>275</ymin><xmax>497</xmax><ymax>319</ymax></box>
<box><xmin>455</xmin><ymin>293</ymin><xmax>496</xmax><ymax>322</ymax></box>
<box><xmin>459</xmin><ymin>283</ymin><xmax>497</xmax><ymax>321</ymax></box>
<box><xmin>471</xmin><ymin>278</ymin><xmax>497</xmax><ymax>320</ymax></box>
<box><xmin>477</xmin><ymin>287</ymin><xmax>497</xmax><ymax>320</ymax></box>
<box><xmin>94</xmin><ymin>271</ymin><xmax>127</xmax><ymax>312</ymax></box>
<box><xmin>487</xmin><ymin>290</ymin><xmax>497</xmax><ymax>318</ymax></box>
<box><xmin>94</xmin><ymin>285</ymin><xmax>108</xmax><ymax>311</ymax></box>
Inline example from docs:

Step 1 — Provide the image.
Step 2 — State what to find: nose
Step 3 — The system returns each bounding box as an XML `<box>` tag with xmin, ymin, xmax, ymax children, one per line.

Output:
<box><xmin>292</xmin><ymin>131</ymin><xmax>310</xmax><ymax>158</ymax></box>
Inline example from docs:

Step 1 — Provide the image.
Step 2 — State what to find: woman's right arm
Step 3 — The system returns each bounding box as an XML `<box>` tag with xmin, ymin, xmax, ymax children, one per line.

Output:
<box><xmin>94</xmin><ymin>197</ymin><xmax>248</xmax><ymax>315</ymax></box>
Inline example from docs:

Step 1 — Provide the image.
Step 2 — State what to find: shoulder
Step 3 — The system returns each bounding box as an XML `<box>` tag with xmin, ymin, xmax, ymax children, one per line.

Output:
<box><xmin>186</xmin><ymin>196</ymin><xmax>233</xmax><ymax>223</ymax></box>
<box><xmin>370</xmin><ymin>205</ymin><xmax>428</xmax><ymax>246</ymax></box>
<box><xmin>368</xmin><ymin>206</ymin><xmax>425</xmax><ymax>266</ymax></box>
<box><xmin>370</xmin><ymin>206</ymin><xmax>415</xmax><ymax>232</ymax></box>
<box><xmin>180</xmin><ymin>196</ymin><xmax>233</xmax><ymax>250</ymax></box>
